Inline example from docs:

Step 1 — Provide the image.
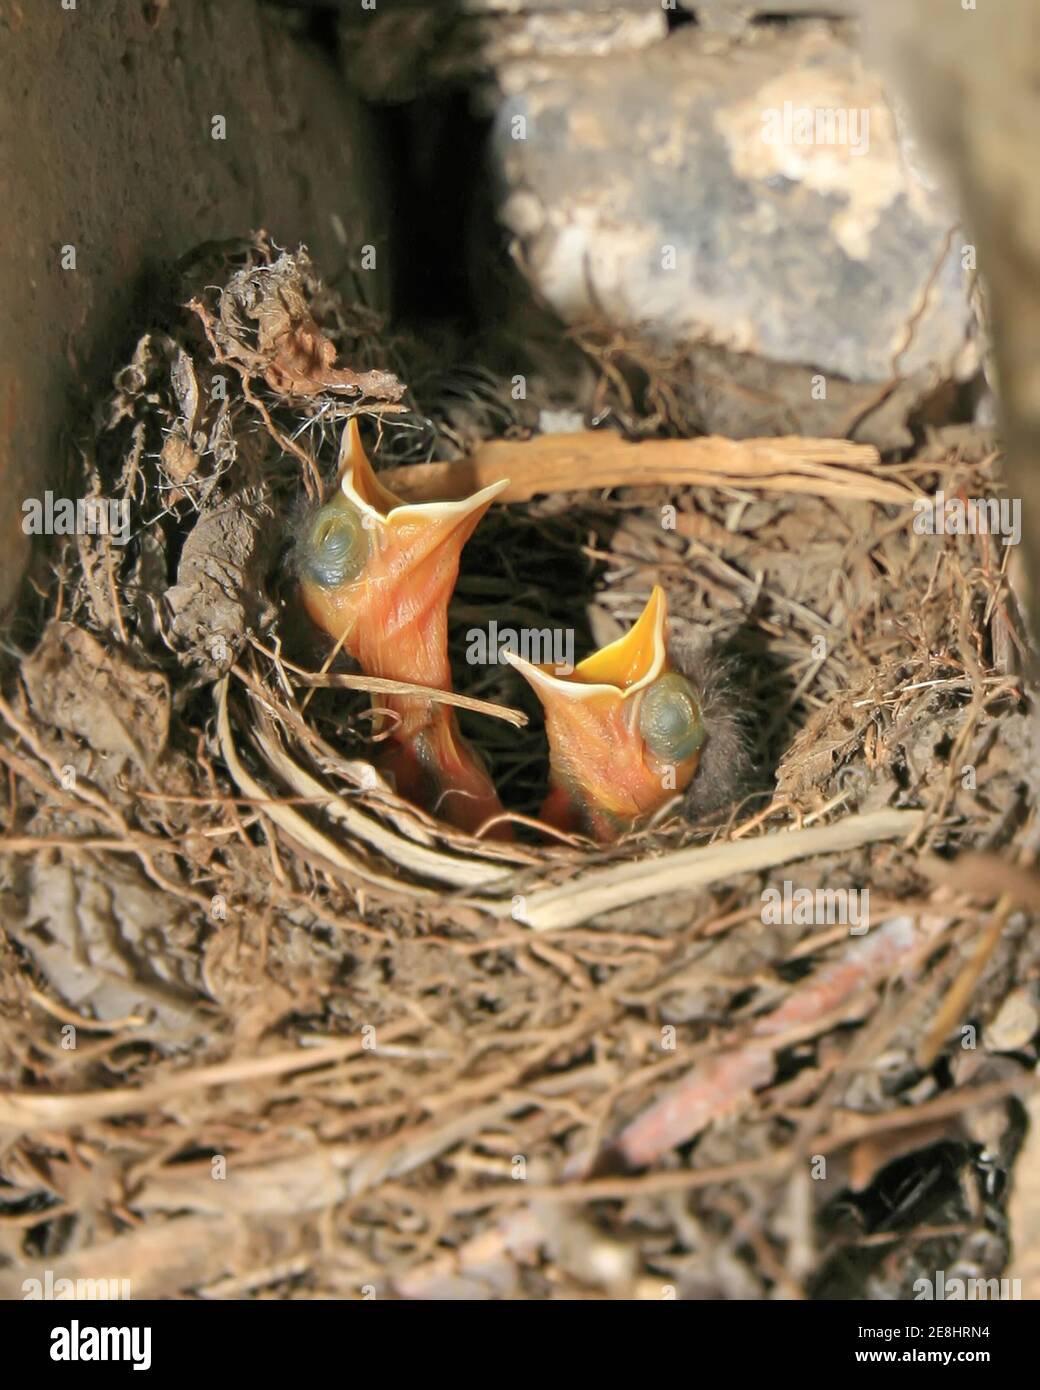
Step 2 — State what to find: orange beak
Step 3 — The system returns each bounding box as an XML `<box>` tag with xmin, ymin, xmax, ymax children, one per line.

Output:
<box><xmin>505</xmin><ymin>586</ymin><xmax>705</xmax><ymax>842</ymax></box>
<box><xmin>298</xmin><ymin>419</ymin><xmax>510</xmax><ymax>837</ymax></box>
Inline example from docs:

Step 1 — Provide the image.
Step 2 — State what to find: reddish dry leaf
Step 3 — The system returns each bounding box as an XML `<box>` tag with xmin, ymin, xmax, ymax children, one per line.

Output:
<box><xmin>616</xmin><ymin>1046</ymin><xmax>774</xmax><ymax>1168</ymax></box>
<box><xmin>613</xmin><ymin>915</ymin><xmax>937</xmax><ymax>1166</ymax></box>
<box><xmin>263</xmin><ymin>310</ymin><xmax>404</xmax><ymax>401</ymax></box>
<box><xmin>755</xmin><ymin>915</ymin><xmax>925</xmax><ymax>1038</ymax></box>
<box><xmin>248</xmin><ymin>271</ymin><xmax>403</xmax><ymax>401</ymax></box>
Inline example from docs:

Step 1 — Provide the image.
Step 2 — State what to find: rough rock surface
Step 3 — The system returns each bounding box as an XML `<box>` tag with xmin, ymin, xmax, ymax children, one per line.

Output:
<box><xmin>490</xmin><ymin>22</ymin><xmax>977</xmax><ymax>438</ymax></box>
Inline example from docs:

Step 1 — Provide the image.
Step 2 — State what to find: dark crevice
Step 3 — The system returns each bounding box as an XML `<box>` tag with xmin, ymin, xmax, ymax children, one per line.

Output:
<box><xmin>667</xmin><ymin>4</ymin><xmax>699</xmax><ymax>29</ymax></box>
<box><xmin>375</xmin><ymin>93</ymin><xmax>492</xmax><ymax>330</ymax></box>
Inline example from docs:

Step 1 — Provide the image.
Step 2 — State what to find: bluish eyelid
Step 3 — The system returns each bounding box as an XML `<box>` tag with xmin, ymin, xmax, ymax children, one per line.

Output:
<box><xmin>300</xmin><ymin>500</ymin><xmax>366</xmax><ymax>589</ymax></box>
<box><xmin>638</xmin><ymin>672</ymin><xmax>705</xmax><ymax>762</ymax></box>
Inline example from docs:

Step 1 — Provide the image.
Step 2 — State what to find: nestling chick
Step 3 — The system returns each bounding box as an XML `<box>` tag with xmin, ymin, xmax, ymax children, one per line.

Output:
<box><xmin>295</xmin><ymin>418</ymin><xmax>510</xmax><ymax>838</ymax></box>
<box><xmin>506</xmin><ymin>585</ymin><xmax>749</xmax><ymax>841</ymax></box>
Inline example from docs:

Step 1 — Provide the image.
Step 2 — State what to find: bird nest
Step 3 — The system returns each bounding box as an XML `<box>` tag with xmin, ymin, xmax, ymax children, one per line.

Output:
<box><xmin>1</xmin><ymin>233</ymin><xmax>1037</xmax><ymax>1300</ymax></box>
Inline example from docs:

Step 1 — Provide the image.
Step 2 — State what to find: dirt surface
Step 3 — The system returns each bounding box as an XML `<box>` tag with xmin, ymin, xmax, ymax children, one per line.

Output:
<box><xmin>0</xmin><ymin>0</ymin><xmax>388</xmax><ymax>611</ymax></box>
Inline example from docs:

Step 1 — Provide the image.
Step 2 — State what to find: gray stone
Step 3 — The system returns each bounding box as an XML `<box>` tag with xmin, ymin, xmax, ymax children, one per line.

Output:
<box><xmin>490</xmin><ymin>23</ymin><xmax>978</xmax><ymax>437</ymax></box>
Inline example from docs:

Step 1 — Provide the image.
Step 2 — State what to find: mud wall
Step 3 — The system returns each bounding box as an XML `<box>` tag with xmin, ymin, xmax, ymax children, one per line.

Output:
<box><xmin>0</xmin><ymin>0</ymin><xmax>388</xmax><ymax>611</ymax></box>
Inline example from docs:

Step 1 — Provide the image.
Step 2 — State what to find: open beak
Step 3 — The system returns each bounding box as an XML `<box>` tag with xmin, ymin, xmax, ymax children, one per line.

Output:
<box><xmin>505</xmin><ymin>586</ymin><xmax>705</xmax><ymax>841</ymax></box>
<box><xmin>297</xmin><ymin>418</ymin><xmax>510</xmax><ymax>838</ymax></box>
<box><xmin>299</xmin><ymin>418</ymin><xmax>508</xmax><ymax>693</ymax></box>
